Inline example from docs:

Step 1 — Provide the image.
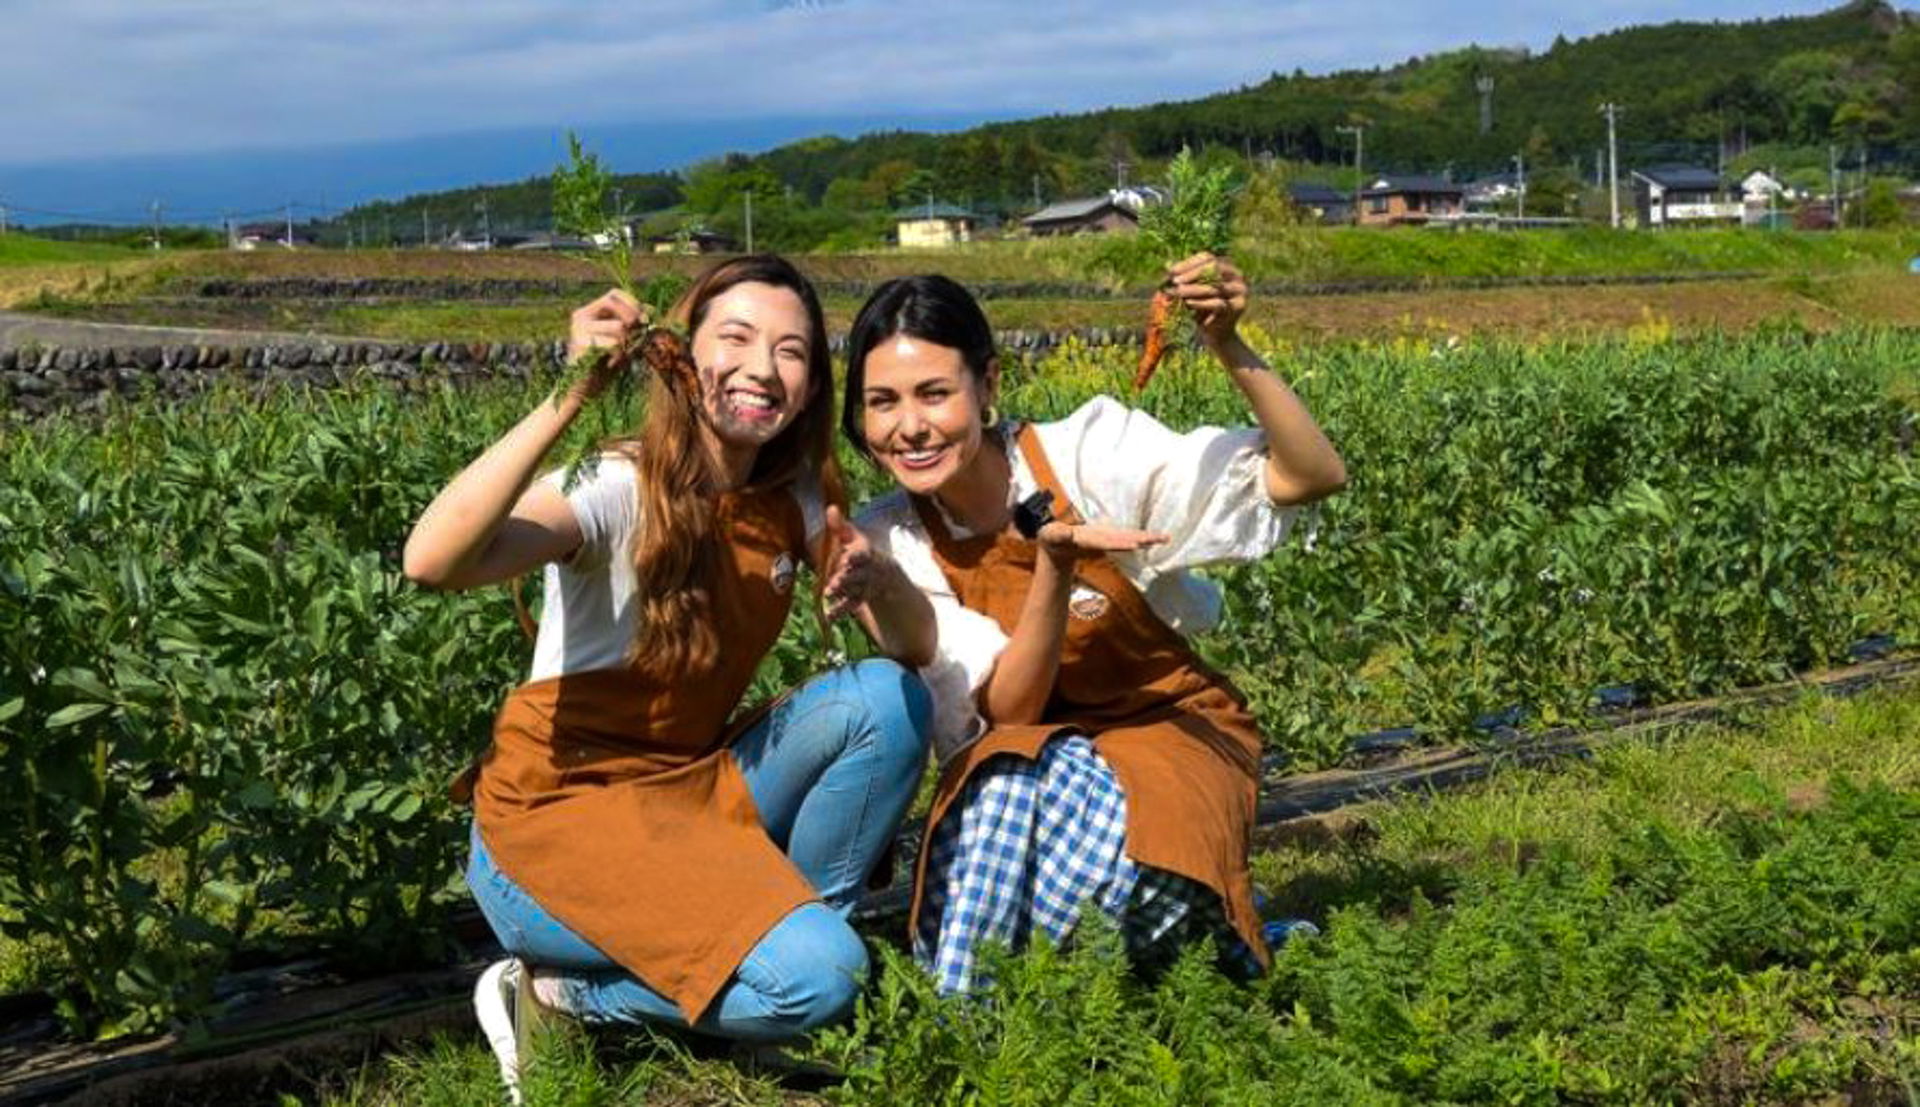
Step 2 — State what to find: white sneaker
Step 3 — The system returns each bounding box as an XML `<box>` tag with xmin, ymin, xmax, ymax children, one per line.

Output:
<box><xmin>474</xmin><ymin>958</ymin><xmax>547</xmax><ymax>1104</ymax></box>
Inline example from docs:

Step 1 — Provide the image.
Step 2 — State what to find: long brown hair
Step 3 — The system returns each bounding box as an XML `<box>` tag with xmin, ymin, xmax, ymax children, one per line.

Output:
<box><xmin>618</xmin><ymin>254</ymin><xmax>844</xmax><ymax>682</ymax></box>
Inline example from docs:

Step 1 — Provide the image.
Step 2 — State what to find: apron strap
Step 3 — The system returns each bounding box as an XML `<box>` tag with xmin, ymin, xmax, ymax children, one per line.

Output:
<box><xmin>1012</xmin><ymin>423</ymin><xmax>1084</xmax><ymax>526</ymax></box>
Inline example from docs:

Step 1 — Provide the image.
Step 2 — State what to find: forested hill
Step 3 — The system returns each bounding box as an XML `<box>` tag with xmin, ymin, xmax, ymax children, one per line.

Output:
<box><xmin>750</xmin><ymin>0</ymin><xmax>1916</xmax><ymax>198</ymax></box>
<box><xmin>338</xmin><ymin>1</ymin><xmax>1917</xmax><ymax>238</ymax></box>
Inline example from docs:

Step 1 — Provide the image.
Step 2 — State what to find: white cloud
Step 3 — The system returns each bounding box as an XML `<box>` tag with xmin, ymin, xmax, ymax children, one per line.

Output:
<box><xmin>2</xmin><ymin>0</ymin><xmax>1844</xmax><ymax>164</ymax></box>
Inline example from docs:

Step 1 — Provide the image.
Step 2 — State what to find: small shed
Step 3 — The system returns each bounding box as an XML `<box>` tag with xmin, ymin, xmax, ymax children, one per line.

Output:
<box><xmin>895</xmin><ymin>203</ymin><xmax>977</xmax><ymax>249</ymax></box>
<box><xmin>1022</xmin><ymin>196</ymin><xmax>1140</xmax><ymax>237</ymax></box>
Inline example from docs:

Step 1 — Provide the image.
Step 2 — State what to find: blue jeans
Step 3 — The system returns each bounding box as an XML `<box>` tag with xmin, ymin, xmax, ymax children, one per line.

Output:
<box><xmin>467</xmin><ymin>659</ymin><xmax>931</xmax><ymax>1041</ymax></box>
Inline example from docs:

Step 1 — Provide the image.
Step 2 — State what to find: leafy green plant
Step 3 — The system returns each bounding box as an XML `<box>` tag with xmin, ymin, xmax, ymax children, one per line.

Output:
<box><xmin>2</xmin><ymin>325</ymin><xmax>1917</xmax><ymax>1036</ymax></box>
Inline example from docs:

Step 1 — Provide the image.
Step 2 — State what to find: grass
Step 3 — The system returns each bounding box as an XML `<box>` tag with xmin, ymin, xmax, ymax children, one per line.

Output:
<box><xmin>298</xmin><ymin>683</ymin><xmax>1920</xmax><ymax>1106</ymax></box>
<box><xmin>19</xmin><ymin>226</ymin><xmax>1917</xmax><ymax>290</ymax></box>
<box><xmin>0</xmin><ymin>233</ymin><xmax>142</xmax><ymax>267</ymax></box>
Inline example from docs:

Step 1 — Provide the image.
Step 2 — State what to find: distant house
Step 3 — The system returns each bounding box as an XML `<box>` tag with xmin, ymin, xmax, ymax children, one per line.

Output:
<box><xmin>895</xmin><ymin>202</ymin><xmax>977</xmax><ymax>249</ymax></box>
<box><xmin>1462</xmin><ymin>173</ymin><xmax>1522</xmax><ymax>213</ymax></box>
<box><xmin>232</xmin><ymin>222</ymin><xmax>315</xmax><ymax>250</ymax></box>
<box><xmin>646</xmin><ymin>230</ymin><xmax>738</xmax><ymax>255</ymax></box>
<box><xmin>1288</xmin><ymin>183</ymin><xmax>1352</xmax><ymax>225</ymax></box>
<box><xmin>1739</xmin><ymin>170</ymin><xmax>1799</xmax><ymax>228</ymax></box>
<box><xmin>1631</xmin><ymin>167</ymin><xmax>1741</xmax><ymax>227</ymax></box>
<box><xmin>1357</xmin><ymin>177</ymin><xmax>1465</xmax><ymax>226</ymax></box>
<box><xmin>1740</xmin><ymin>169</ymin><xmax>1795</xmax><ymax>204</ymax></box>
<box><xmin>1022</xmin><ymin>195</ymin><xmax>1141</xmax><ymax>237</ymax></box>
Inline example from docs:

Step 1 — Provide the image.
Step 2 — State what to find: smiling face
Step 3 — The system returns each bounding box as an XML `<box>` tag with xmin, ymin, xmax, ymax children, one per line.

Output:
<box><xmin>687</xmin><ymin>280</ymin><xmax>815</xmax><ymax>460</ymax></box>
<box><xmin>858</xmin><ymin>334</ymin><xmax>997</xmax><ymax>498</ymax></box>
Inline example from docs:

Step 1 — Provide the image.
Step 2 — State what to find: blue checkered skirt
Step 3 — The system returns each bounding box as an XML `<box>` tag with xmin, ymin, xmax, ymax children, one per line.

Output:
<box><xmin>916</xmin><ymin>733</ymin><xmax>1255</xmax><ymax>994</ymax></box>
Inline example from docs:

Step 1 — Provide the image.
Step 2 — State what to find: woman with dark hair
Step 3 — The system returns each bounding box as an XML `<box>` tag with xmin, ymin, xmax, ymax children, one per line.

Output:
<box><xmin>845</xmin><ymin>255</ymin><xmax>1345</xmax><ymax>993</ymax></box>
<box><xmin>406</xmin><ymin>255</ymin><xmax>933</xmax><ymax>1099</ymax></box>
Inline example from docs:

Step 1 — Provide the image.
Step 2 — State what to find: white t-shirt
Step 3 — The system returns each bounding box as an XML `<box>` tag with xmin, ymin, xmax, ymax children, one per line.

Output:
<box><xmin>855</xmin><ymin>396</ymin><xmax>1300</xmax><ymax>763</ymax></box>
<box><xmin>527</xmin><ymin>455</ymin><xmax>824</xmax><ymax>681</ymax></box>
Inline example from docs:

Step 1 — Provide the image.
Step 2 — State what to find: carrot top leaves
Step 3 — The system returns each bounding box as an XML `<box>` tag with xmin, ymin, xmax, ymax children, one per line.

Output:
<box><xmin>1139</xmin><ymin>147</ymin><xmax>1238</xmax><ymax>266</ymax></box>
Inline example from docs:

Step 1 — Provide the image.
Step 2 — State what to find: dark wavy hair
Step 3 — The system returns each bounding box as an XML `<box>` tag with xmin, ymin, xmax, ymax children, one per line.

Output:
<box><xmin>840</xmin><ymin>274</ymin><xmax>997</xmax><ymax>458</ymax></box>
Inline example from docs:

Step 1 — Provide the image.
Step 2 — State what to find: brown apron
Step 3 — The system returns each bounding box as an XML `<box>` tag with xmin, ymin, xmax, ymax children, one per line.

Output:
<box><xmin>910</xmin><ymin>424</ymin><xmax>1270</xmax><ymax>968</ymax></box>
<box><xmin>472</xmin><ymin>485</ymin><xmax>819</xmax><ymax>1022</ymax></box>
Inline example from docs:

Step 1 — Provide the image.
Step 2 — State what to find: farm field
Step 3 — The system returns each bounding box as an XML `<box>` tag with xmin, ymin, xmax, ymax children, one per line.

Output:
<box><xmin>9</xmin><ymin>227</ymin><xmax>1919</xmax><ymax>350</ymax></box>
<box><xmin>306</xmin><ymin>684</ymin><xmax>1920</xmax><ymax>1106</ymax></box>
<box><xmin>26</xmin><ymin>272</ymin><xmax>1920</xmax><ymax>346</ymax></box>
<box><xmin>4</xmin><ymin>224</ymin><xmax>1918</xmax><ymax>311</ymax></box>
<box><xmin>3</xmin><ymin>322</ymin><xmax>1918</xmax><ymax>1101</ymax></box>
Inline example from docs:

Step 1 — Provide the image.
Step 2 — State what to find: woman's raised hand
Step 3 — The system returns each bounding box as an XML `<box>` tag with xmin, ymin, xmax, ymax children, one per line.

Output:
<box><xmin>821</xmin><ymin>505</ymin><xmax>878</xmax><ymax>620</ymax></box>
<box><xmin>563</xmin><ymin>289</ymin><xmax>648</xmax><ymax>402</ymax></box>
<box><xmin>1165</xmin><ymin>252</ymin><xmax>1248</xmax><ymax>352</ymax></box>
<box><xmin>1036</xmin><ymin>520</ymin><xmax>1170</xmax><ymax>563</ymax></box>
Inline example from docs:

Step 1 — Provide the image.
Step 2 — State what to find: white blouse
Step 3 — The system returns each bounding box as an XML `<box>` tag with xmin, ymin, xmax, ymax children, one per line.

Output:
<box><xmin>528</xmin><ymin>456</ymin><xmax>824</xmax><ymax>682</ymax></box>
<box><xmin>855</xmin><ymin>396</ymin><xmax>1299</xmax><ymax>762</ymax></box>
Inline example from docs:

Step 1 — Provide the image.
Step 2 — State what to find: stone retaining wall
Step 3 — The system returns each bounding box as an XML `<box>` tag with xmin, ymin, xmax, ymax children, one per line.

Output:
<box><xmin>0</xmin><ymin>327</ymin><xmax>1145</xmax><ymax>416</ymax></box>
<box><xmin>171</xmin><ymin>269</ymin><xmax>1775</xmax><ymax>304</ymax></box>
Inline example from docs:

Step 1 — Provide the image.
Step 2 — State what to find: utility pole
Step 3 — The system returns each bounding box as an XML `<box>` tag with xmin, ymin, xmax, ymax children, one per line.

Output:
<box><xmin>1113</xmin><ymin>158</ymin><xmax>1131</xmax><ymax>191</ymax></box>
<box><xmin>422</xmin><ymin>207</ymin><xmax>431</xmax><ymax>249</ymax></box>
<box><xmin>1829</xmin><ymin>144</ymin><xmax>1840</xmax><ymax>229</ymax></box>
<box><xmin>480</xmin><ymin>196</ymin><xmax>492</xmax><ymax>249</ymax></box>
<box><xmin>1335</xmin><ymin>124</ymin><xmax>1366</xmax><ymax>225</ymax></box>
<box><xmin>744</xmin><ymin>190</ymin><xmax>754</xmax><ymax>254</ymax></box>
<box><xmin>1032</xmin><ymin>173</ymin><xmax>1041</xmax><ymax>209</ymax></box>
<box><xmin>285</xmin><ymin>202</ymin><xmax>295</xmax><ymax>249</ymax></box>
<box><xmin>1513</xmin><ymin>153</ymin><xmax>1527</xmax><ymax>220</ymax></box>
<box><xmin>1857</xmin><ymin>145</ymin><xmax>1868</xmax><ymax>230</ymax></box>
<box><xmin>1599</xmin><ymin>102</ymin><xmax>1622</xmax><ymax>229</ymax></box>
<box><xmin>151</xmin><ymin>200</ymin><xmax>163</xmax><ymax>250</ymax></box>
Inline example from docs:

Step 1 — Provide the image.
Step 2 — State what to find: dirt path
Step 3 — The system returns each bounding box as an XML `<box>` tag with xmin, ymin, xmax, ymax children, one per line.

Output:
<box><xmin>0</xmin><ymin>309</ymin><xmax>357</xmax><ymax>350</ymax></box>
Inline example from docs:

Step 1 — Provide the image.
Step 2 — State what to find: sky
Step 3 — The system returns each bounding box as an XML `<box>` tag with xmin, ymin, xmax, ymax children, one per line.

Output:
<box><xmin>0</xmin><ymin>0</ymin><xmax>1851</xmax><ymax>222</ymax></box>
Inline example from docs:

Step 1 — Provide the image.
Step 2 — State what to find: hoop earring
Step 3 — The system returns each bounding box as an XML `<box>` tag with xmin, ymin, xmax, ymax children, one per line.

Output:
<box><xmin>983</xmin><ymin>404</ymin><xmax>1001</xmax><ymax>428</ymax></box>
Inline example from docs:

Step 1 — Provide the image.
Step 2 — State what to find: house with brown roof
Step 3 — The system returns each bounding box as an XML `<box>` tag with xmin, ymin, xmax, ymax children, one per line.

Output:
<box><xmin>1021</xmin><ymin>195</ymin><xmax>1140</xmax><ymax>237</ymax></box>
<box><xmin>1357</xmin><ymin>177</ymin><xmax>1465</xmax><ymax>226</ymax></box>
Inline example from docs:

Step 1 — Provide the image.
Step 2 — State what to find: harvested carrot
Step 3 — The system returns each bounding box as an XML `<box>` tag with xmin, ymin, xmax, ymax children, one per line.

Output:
<box><xmin>636</xmin><ymin>325</ymin><xmax>699</xmax><ymax>393</ymax></box>
<box><xmin>1134</xmin><ymin>288</ymin><xmax>1174</xmax><ymax>391</ymax></box>
<box><xmin>1132</xmin><ymin>147</ymin><xmax>1236</xmax><ymax>394</ymax></box>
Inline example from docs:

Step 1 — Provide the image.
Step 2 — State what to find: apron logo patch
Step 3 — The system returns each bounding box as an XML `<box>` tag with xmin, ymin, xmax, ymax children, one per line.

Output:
<box><xmin>1068</xmin><ymin>584</ymin><xmax>1110</xmax><ymax>621</ymax></box>
<box><xmin>770</xmin><ymin>553</ymin><xmax>796</xmax><ymax>594</ymax></box>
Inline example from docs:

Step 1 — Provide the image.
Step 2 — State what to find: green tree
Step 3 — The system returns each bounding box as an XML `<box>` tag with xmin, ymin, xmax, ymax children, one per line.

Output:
<box><xmin>1857</xmin><ymin>177</ymin><xmax>1908</xmax><ymax>227</ymax></box>
<box><xmin>681</xmin><ymin>158</ymin><xmax>783</xmax><ymax>216</ymax></box>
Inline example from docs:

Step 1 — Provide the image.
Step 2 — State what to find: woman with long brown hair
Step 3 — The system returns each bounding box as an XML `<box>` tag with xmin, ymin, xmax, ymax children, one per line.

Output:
<box><xmin>405</xmin><ymin>255</ymin><xmax>933</xmax><ymax>1098</ymax></box>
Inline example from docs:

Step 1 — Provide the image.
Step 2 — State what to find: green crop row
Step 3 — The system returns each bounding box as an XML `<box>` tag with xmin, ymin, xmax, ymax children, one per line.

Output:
<box><xmin>1</xmin><ymin>325</ymin><xmax>1916</xmax><ymax>1035</ymax></box>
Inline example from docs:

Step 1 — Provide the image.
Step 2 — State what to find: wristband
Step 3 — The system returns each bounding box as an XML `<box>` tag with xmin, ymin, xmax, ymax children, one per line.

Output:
<box><xmin>1012</xmin><ymin>490</ymin><xmax>1055</xmax><ymax>541</ymax></box>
